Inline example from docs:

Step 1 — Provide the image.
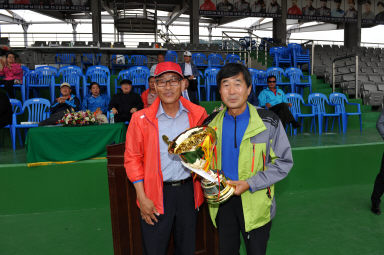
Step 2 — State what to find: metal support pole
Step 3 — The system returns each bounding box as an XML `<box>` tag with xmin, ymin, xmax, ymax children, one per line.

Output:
<box><xmin>208</xmin><ymin>27</ymin><xmax>212</xmax><ymax>45</ymax></box>
<box><xmin>72</xmin><ymin>23</ymin><xmax>77</xmax><ymax>42</ymax></box>
<box><xmin>22</xmin><ymin>23</ymin><xmax>28</xmax><ymax>47</ymax></box>
<box><xmin>311</xmin><ymin>41</ymin><xmax>314</xmax><ymax>75</ymax></box>
<box><xmin>332</xmin><ymin>62</ymin><xmax>335</xmax><ymax>93</ymax></box>
<box><xmin>154</xmin><ymin>2</ymin><xmax>158</xmax><ymax>43</ymax></box>
<box><xmin>264</xmin><ymin>43</ymin><xmax>267</xmax><ymax>66</ymax></box>
<box><xmin>120</xmin><ymin>32</ymin><xmax>124</xmax><ymax>43</ymax></box>
<box><xmin>355</xmin><ymin>55</ymin><xmax>359</xmax><ymax>98</ymax></box>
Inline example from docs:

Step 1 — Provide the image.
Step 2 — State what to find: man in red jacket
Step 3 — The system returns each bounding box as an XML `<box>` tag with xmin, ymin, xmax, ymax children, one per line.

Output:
<box><xmin>125</xmin><ymin>62</ymin><xmax>208</xmax><ymax>255</ymax></box>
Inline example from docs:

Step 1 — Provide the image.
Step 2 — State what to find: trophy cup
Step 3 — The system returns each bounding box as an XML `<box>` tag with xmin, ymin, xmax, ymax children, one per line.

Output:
<box><xmin>163</xmin><ymin>126</ymin><xmax>235</xmax><ymax>204</ymax></box>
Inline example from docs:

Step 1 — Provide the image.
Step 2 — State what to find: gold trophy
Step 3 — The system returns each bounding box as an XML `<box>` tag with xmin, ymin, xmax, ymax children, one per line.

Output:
<box><xmin>163</xmin><ymin>126</ymin><xmax>235</xmax><ymax>204</ymax></box>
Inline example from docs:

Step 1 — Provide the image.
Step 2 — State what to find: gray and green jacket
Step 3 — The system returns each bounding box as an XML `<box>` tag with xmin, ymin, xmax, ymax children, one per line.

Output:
<box><xmin>207</xmin><ymin>102</ymin><xmax>293</xmax><ymax>232</ymax></box>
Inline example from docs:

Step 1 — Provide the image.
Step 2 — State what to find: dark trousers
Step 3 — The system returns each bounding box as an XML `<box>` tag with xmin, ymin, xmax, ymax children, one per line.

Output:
<box><xmin>371</xmin><ymin>152</ymin><xmax>384</xmax><ymax>206</ymax></box>
<box><xmin>216</xmin><ymin>196</ymin><xmax>272</xmax><ymax>255</ymax></box>
<box><xmin>185</xmin><ymin>76</ymin><xmax>199</xmax><ymax>105</ymax></box>
<box><xmin>38</xmin><ymin>110</ymin><xmax>66</xmax><ymax>126</ymax></box>
<box><xmin>269</xmin><ymin>103</ymin><xmax>296</xmax><ymax>127</ymax></box>
<box><xmin>3</xmin><ymin>80</ymin><xmax>15</xmax><ymax>98</ymax></box>
<box><xmin>140</xmin><ymin>180</ymin><xmax>197</xmax><ymax>255</ymax></box>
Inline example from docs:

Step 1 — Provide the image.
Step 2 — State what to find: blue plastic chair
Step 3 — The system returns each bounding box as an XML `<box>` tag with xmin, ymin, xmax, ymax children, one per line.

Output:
<box><xmin>4</xmin><ymin>99</ymin><xmax>23</xmax><ymax>150</ymax></box>
<box><xmin>192</xmin><ymin>53</ymin><xmax>208</xmax><ymax>68</ymax></box>
<box><xmin>256</xmin><ymin>70</ymin><xmax>268</xmax><ymax>87</ymax></box>
<box><xmin>288</xmin><ymin>43</ymin><xmax>311</xmax><ymax>72</ymax></box>
<box><xmin>26</xmin><ymin>66</ymin><xmax>57</xmax><ymax>103</ymax></box>
<box><xmin>285</xmin><ymin>93</ymin><xmax>316</xmax><ymax>135</ymax></box>
<box><xmin>329</xmin><ymin>92</ymin><xmax>362</xmax><ymax>133</ymax></box>
<box><xmin>83</xmin><ymin>65</ymin><xmax>111</xmax><ymax>99</ymax></box>
<box><xmin>269</xmin><ymin>47</ymin><xmax>280</xmax><ymax>67</ymax></box>
<box><xmin>225</xmin><ymin>53</ymin><xmax>242</xmax><ymax>64</ymax></box>
<box><xmin>128</xmin><ymin>66</ymin><xmax>150</xmax><ymax>94</ymax></box>
<box><xmin>208</xmin><ymin>53</ymin><xmax>224</xmax><ymax>68</ymax></box>
<box><xmin>11</xmin><ymin>98</ymin><xmax>51</xmax><ymax>150</ymax></box>
<box><xmin>165</xmin><ymin>50</ymin><xmax>178</xmax><ymax>63</ymax></box>
<box><xmin>81</xmin><ymin>53</ymin><xmax>102</xmax><ymax>71</ymax></box>
<box><xmin>285</xmin><ymin>67</ymin><xmax>312</xmax><ymax>95</ymax></box>
<box><xmin>248</xmin><ymin>68</ymin><xmax>258</xmax><ymax>92</ymax></box>
<box><xmin>266</xmin><ymin>67</ymin><xmax>291</xmax><ymax>91</ymax></box>
<box><xmin>55</xmin><ymin>53</ymin><xmax>76</xmax><ymax>65</ymax></box>
<box><xmin>111</xmin><ymin>54</ymin><xmax>130</xmax><ymax>75</ymax></box>
<box><xmin>277</xmin><ymin>47</ymin><xmax>293</xmax><ymax>67</ymax></box>
<box><xmin>56</xmin><ymin>65</ymin><xmax>83</xmax><ymax>100</ymax></box>
<box><xmin>204</xmin><ymin>67</ymin><xmax>220</xmax><ymax>101</ymax></box>
<box><xmin>197</xmin><ymin>70</ymin><xmax>206</xmax><ymax>101</ymax></box>
<box><xmin>130</xmin><ymin>55</ymin><xmax>148</xmax><ymax>66</ymax></box>
<box><xmin>308</xmin><ymin>93</ymin><xmax>341</xmax><ymax>135</ymax></box>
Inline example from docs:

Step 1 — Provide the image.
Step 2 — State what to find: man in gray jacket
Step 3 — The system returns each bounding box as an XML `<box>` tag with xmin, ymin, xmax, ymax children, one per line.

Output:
<box><xmin>371</xmin><ymin>109</ymin><xmax>384</xmax><ymax>215</ymax></box>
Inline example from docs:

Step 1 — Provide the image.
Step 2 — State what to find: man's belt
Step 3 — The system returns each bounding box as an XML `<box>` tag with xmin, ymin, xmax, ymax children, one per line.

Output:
<box><xmin>164</xmin><ymin>177</ymin><xmax>192</xmax><ymax>187</ymax></box>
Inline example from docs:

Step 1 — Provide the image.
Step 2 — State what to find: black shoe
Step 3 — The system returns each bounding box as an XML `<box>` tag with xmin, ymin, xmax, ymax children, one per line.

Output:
<box><xmin>371</xmin><ymin>204</ymin><xmax>381</xmax><ymax>215</ymax></box>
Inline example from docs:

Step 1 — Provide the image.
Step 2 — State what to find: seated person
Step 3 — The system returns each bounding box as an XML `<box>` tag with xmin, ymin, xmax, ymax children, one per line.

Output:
<box><xmin>180</xmin><ymin>51</ymin><xmax>199</xmax><ymax>104</ymax></box>
<box><xmin>0</xmin><ymin>52</ymin><xmax>23</xmax><ymax>99</ymax></box>
<box><xmin>0</xmin><ymin>91</ymin><xmax>12</xmax><ymax>128</ymax></box>
<box><xmin>258</xmin><ymin>75</ymin><xmax>300</xmax><ymax>128</ymax></box>
<box><xmin>82</xmin><ymin>82</ymin><xmax>109</xmax><ymax>123</ymax></box>
<box><xmin>109</xmin><ymin>79</ymin><xmax>143</xmax><ymax>123</ymax></box>
<box><xmin>150</xmin><ymin>53</ymin><xmax>165</xmax><ymax>76</ymax></box>
<box><xmin>141</xmin><ymin>76</ymin><xmax>157</xmax><ymax>108</ymax></box>
<box><xmin>39</xmin><ymin>82</ymin><xmax>80</xmax><ymax>126</ymax></box>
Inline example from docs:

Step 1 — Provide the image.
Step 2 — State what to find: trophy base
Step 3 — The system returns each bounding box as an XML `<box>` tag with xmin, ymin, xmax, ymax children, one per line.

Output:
<box><xmin>201</xmin><ymin>170</ymin><xmax>235</xmax><ymax>205</ymax></box>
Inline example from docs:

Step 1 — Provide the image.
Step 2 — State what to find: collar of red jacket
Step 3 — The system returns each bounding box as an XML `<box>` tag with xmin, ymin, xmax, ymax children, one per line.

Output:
<box><xmin>143</xmin><ymin>96</ymin><xmax>205</xmax><ymax>123</ymax></box>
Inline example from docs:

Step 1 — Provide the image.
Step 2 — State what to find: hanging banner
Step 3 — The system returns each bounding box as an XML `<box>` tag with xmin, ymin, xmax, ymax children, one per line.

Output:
<box><xmin>0</xmin><ymin>0</ymin><xmax>90</xmax><ymax>11</ymax></box>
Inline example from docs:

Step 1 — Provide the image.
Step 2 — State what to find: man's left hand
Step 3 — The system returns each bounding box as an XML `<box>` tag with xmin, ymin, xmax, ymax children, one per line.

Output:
<box><xmin>130</xmin><ymin>108</ymin><xmax>137</xmax><ymax>113</ymax></box>
<box><xmin>227</xmin><ymin>180</ymin><xmax>250</xmax><ymax>195</ymax></box>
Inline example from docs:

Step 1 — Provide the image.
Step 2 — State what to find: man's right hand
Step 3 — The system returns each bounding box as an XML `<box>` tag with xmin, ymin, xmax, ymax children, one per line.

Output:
<box><xmin>138</xmin><ymin>195</ymin><xmax>159</xmax><ymax>225</ymax></box>
<box><xmin>266</xmin><ymin>103</ymin><xmax>272</xmax><ymax>109</ymax></box>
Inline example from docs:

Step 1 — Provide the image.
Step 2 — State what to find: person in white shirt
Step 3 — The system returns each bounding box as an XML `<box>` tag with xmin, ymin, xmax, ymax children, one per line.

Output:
<box><xmin>180</xmin><ymin>51</ymin><xmax>200</xmax><ymax>104</ymax></box>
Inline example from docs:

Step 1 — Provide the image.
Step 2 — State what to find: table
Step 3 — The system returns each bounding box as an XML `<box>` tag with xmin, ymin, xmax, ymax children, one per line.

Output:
<box><xmin>26</xmin><ymin>123</ymin><xmax>127</xmax><ymax>166</ymax></box>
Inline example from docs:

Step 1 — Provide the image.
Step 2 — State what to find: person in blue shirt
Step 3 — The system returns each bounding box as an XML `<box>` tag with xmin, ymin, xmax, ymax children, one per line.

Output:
<box><xmin>82</xmin><ymin>82</ymin><xmax>109</xmax><ymax>114</ymax></box>
<box><xmin>258</xmin><ymin>75</ymin><xmax>300</xmax><ymax>128</ymax></box>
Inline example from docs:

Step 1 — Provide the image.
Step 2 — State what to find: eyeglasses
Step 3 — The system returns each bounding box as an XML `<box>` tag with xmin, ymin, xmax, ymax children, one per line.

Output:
<box><xmin>156</xmin><ymin>77</ymin><xmax>182</xmax><ymax>87</ymax></box>
<box><xmin>267</xmin><ymin>80</ymin><xmax>276</xmax><ymax>83</ymax></box>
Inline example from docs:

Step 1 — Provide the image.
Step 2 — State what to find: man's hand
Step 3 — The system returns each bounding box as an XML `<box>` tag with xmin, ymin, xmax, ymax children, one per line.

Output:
<box><xmin>57</xmin><ymin>97</ymin><xmax>66</xmax><ymax>104</ymax></box>
<box><xmin>138</xmin><ymin>195</ymin><xmax>159</xmax><ymax>225</ymax></box>
<box><xmin>111</xmin><ymin>107</ymin><xmax>118</xmax><ymax>115</ymax></box>
<box><xmin>130</xmin><ymin>108</ymin><xmax>137</xmax><ymax>113</ymax></box>
<box><xmin>188</xmin><ymin>75</ymin><xmax>195</xmax><ymax>80</ymax></box>
<box><xmin>227</xmin><ymin>180</ymin><xmax>250</xmax><ymax>196</ymax></box>
<box><xmin>265</xmin><ymin>103</ymin><xmax>272</xmax><ymax>109</ymax></box>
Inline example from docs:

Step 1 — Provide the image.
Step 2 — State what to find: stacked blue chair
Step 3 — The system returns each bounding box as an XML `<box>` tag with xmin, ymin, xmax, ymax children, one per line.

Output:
<box><xmin>197</xmin><ymin>70</ymin><xmax>206</xmax><ymax>101</ymax></box>
<box><xmin>225</xmin><ymin>53</ymin><xmax>242</xmax><ymax>64</ymax></box>
<box><xmin>111</xmin><ymin>54</ymin><xmax>129</xmax><ymax>75</ymax></box>
<box><xmin>204</xmin><ymin>67</ymin><xmax>220</xmax><ymax>101</ymax></box>
<box><xmin>288</xmin><ymin>43</ymin><xmax>311</xmax><ymax>72</ymax></box>
<box><xmin>308</xmin><ymin>93</ymin><xmax>341</xmax><ymax>135</ymax></box>
<box><xmin>266</xmin><ymin>67</ymin><xmax>291</xmax><ymax>91</ymax></box>
<box><xmin>248</xmin><ymin>68</ymin><xmax>258</xmax><ymax>92</ymax></box>
<box><xmin>285</xmin><ymin>67</ymin><xmax>312</xmax><ymax>95</ymax></box>
<box><xmin>10</xmin><ymin>98</ymin><xmax>50</xmax><ymax>150</ymax></box>
<box><xmin>128</xmin><ymin>66</ymin><xmax>150</xmax><ymax>94</ymax></box>
<box><xmin>5</xmin><ymin>99</ymin><xmax>23</xmax><ymax>150</ymax></box>
<box><xmin>277</xmin><ymin>47</ymin><xmax>293</xmax><ymax>67</ymax></box>
<box><xmin>57</xmin><ymin>66</ymin><xmax>83</xmax><ymax>100</ymax></box>
<box><xmin>269</xmin><ymin>47</ymin><xmax>280</xmax><ymax>67</ymax></box>
<box><xmin>208</xmin><ymin>53</ymin><xmax>224</xmax><ymax>68</ymax></box>
<box><xmin>55</xmin><ymin>53</ymin><xmax>76</xmax><ymax>66</ymax></box>
<box><xmin>192</xmin><ymin>53</ymin><xmax>208</xmax><ymax>68</ymax></box>
<box><xmin>83</xmin><ymin>65</ymin><xmax>111</xmax><ymax>99</ymax></box>
<box><xmin>130</xmin><ymin>55</ymin><xmax>148</xmax><ymax>66</ymax></box>
<box><xmin>26</xmin><ymin>66</ymin><xmax>57</xmax><ymax>103</ymax></box>
<box><xmin>329</xmin><ymin>92</ymin><xmax>362</xmax><ymax>133</ymax></box>
<box><xmin>256</xmin><ymin>70</ymin><xmax>268</xmax><ymax>87</ymax></box>
<box><xmin>165</xmin><ymin>51</ymin><xmax>178</xmax><ymax>63</ymax></box>
<box><xmin>81</xmin><ymin>53</ymin><xmax>102</xmax><ymax>71</ymax></box>
<box><xmin>285</xmin><ymin>93</ymin><xmax>316</xmax><ymax>135</ymax></box>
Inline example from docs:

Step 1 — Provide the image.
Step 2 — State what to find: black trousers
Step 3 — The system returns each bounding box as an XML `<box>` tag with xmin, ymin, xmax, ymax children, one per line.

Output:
<box><xmin>3</xmin><ymin>80</ymin><xmax>15</xmax><ymax>98</ymax></box>
<box><xmin>371</xmin><ymin>152</ymin><xmax>384</xmax><ymax>206</ymax></box>
<box><xmin>184</xmin><ymin>76</ymin><xmax>199</xmax><ymax>105</ymax></box>
<box><xmin>140</xmin><ymin>180</ymin><xmax>197</xmax><ymax>255</ymax></box>
<box><xmin>38</xmin><ymin>110</ymin><xmax>66</xmax><ymax>126</ymax></box>
<box><xmin>216</xmin><ymin>196</ymin><xmax>272</xmax><ymax>255</ymax></box>
<box><xmin>269</xmin><ymin>103</ymin><xmax>296</xmax><ymax>127</ymax></box>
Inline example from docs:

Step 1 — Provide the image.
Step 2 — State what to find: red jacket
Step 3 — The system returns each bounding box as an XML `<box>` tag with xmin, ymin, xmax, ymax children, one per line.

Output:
<box><xmin>124</xmin><ymin>96</ymin><xmax>208</xmax><ymax>214</ymax></box>
<box><xmin>0</xmin><ymin>63</ymin><xmax>23</xmax><ymax>81</ymax></box>
<box><xmin>141</xmin><ymin>89</ymin><xmax>149</xmax><ymax>108</ymax></box>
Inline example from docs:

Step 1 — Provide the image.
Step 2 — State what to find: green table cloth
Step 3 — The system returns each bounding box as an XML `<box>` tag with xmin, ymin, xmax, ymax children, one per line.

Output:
<box><xmin>26</xmin><ymin>123</ymin><xmax>127</xmax><ymax>166</ymax></box>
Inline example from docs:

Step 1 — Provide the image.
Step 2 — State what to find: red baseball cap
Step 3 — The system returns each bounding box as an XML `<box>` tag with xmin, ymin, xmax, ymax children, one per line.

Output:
<box><xmin>154</xmin><ymin>62</ymin><xmax>183</xmax><ymax>78</ymax></box>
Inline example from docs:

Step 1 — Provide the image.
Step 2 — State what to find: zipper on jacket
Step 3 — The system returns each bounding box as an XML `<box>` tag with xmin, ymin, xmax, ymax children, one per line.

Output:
<box><xmin>251</xmin><ymin>144</ymin><xmax>255</xmax><ymax>173</ymax></box>
<box><xmin>234</xmin><ymin>116</ymin><xmax>237</xmax><ymax>148</ymax></box>
<box><xmin>263</xmin><ymin>152</ymin><xmax>272</xmax><ymax>199</ymax></box>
